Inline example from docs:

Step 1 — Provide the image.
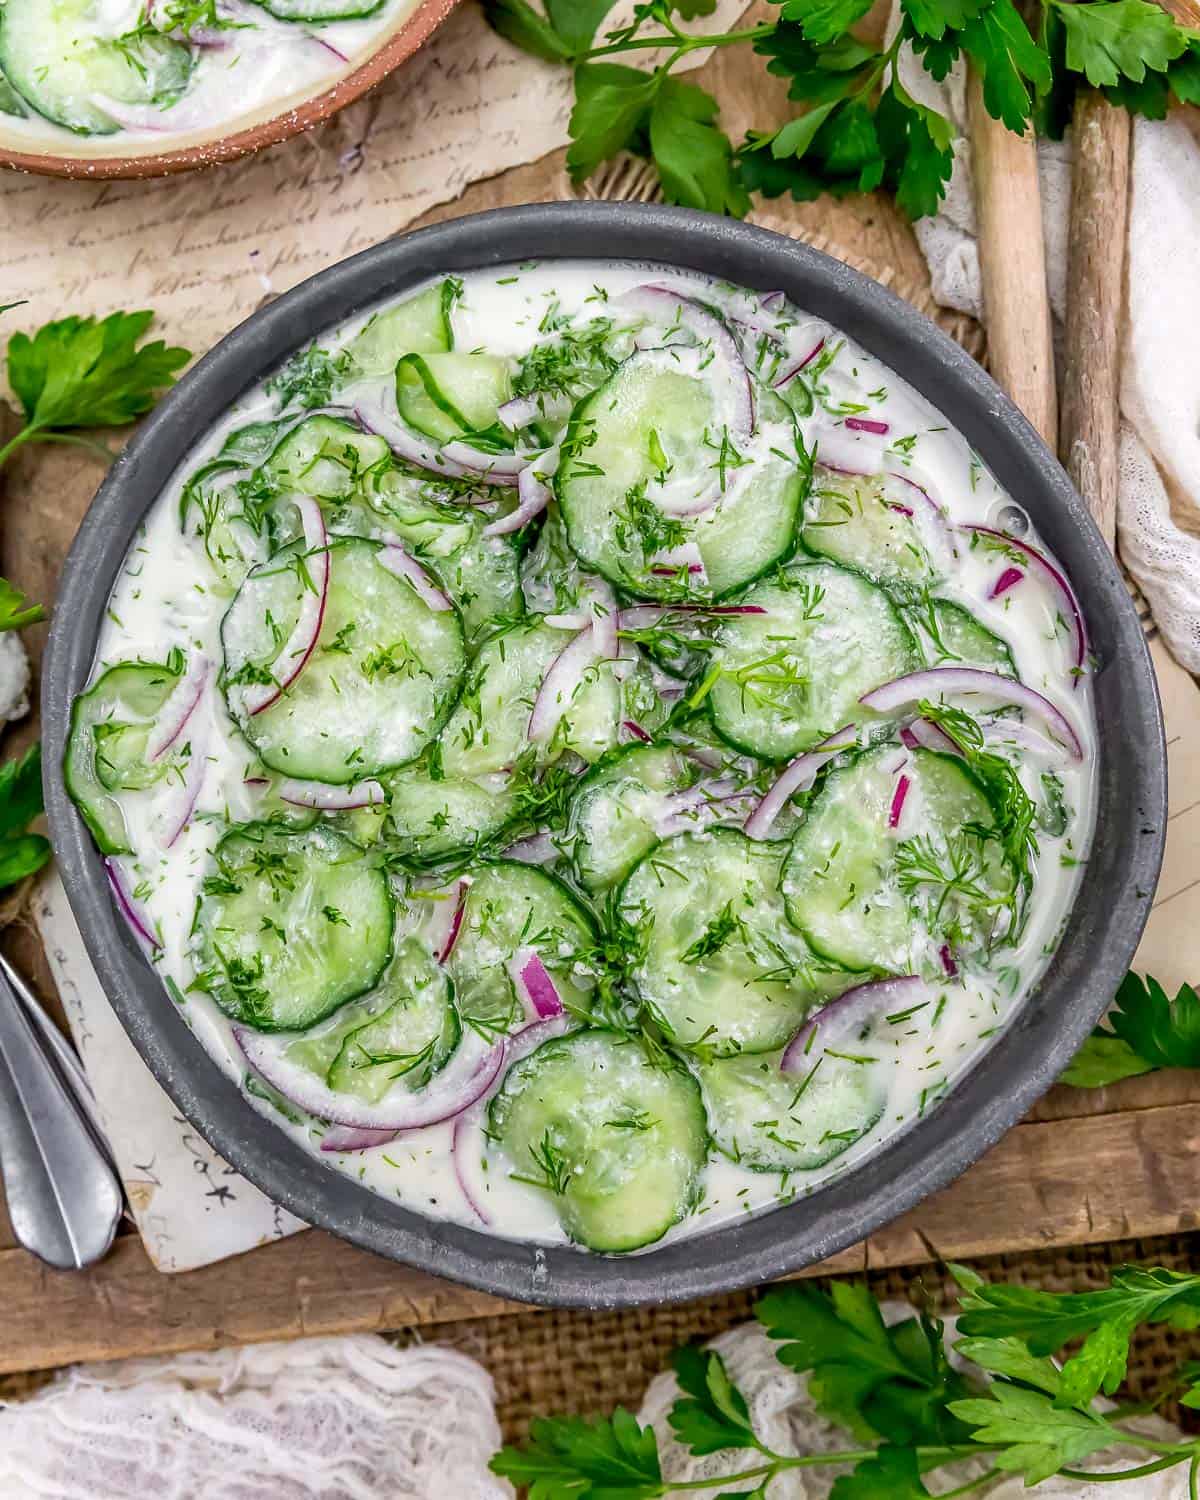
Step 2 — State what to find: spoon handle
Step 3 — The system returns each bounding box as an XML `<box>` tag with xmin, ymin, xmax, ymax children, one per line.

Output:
<box><xmin>0</xmin><ymin>967</ymin><xmax>123</xmax><ymax>1269</ymax></box>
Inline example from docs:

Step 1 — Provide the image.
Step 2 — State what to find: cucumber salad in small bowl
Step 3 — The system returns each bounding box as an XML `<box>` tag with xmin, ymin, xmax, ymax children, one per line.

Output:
<box><xmin>0</xmin><ymin>0</ymin><xmax>455</xmax><ymax>177</ymax></box>
<box><xmin>44</xmin><ymin>206</ymin><xmax>1164</xmax><ymax>1303</ymax></box>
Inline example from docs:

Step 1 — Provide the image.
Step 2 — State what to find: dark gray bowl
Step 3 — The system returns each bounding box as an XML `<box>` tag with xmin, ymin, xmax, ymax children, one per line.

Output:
<box><xmin>43</xmin><ymin>204</ymin><xmax>1166</xmax><ymax>1308</ymax></box>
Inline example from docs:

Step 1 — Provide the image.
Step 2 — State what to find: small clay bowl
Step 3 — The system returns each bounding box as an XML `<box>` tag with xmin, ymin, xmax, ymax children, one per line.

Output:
<box><xmin>0</xmin><ymin>0</ymin><xmax>460</xmax><ymax>181</ymax></box>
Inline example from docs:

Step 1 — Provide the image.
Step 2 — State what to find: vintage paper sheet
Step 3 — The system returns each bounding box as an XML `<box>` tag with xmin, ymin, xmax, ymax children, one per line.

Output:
<box><xmin>0</xmin><ymin>0</ymin><xmax>745</xmax><ymax>352</ymax></box>
<box><xmin>35</xmin><ymin>871</ymin><xmax>307</xmax><ymax>1272</ymax></box>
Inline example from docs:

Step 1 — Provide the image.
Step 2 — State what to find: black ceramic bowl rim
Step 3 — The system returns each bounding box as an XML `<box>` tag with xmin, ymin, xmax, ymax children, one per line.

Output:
<box><xmin>43</xmin><ymin>203</ymin><xmax>1166</xmax><ymax>1309</ymax></box>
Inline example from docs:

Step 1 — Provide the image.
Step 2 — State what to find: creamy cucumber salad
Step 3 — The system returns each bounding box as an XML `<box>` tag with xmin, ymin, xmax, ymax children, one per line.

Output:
<box><xmin>67</xmin><ymin>262</ymin><xmax>1096</xmax><ymax>1254</ymax></box>
<box><xmin>0</xmin><ymin>0</ymin><xmax>416</xmax><ymax>148</ymax></box>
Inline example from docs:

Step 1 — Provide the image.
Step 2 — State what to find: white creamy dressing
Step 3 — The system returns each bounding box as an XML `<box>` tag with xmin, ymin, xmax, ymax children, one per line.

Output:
<box><xmin>90</xmin><ymin>260</ymin><xmax>1097</xmax><ymax>1253</ymax></box>
<box><xmin>0</xmin><ymin>0</ymin><xmax>416</xmax><ymax>150</ymax></box>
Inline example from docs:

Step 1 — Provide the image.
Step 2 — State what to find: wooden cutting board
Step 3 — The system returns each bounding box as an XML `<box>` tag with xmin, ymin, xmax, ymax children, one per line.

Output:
<box><xmin>2</xmin><ymin>30</ymin><xmax>1198</xmax><ymax>1377</ymax></box>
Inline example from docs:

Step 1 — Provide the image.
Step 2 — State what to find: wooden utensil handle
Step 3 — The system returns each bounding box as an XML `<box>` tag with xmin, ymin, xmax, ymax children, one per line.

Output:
<box><xmin>967</xmin><ymin>71</ymin><xmax>1058</xmax><ymax>448</ymax></box>
<box><xmin>1060</xmin><ymin>91</ymin><xmax>1130</xmax><ymax>550</ymax></box>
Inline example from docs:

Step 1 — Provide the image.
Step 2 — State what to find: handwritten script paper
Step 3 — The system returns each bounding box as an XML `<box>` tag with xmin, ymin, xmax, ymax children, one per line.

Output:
<box><xmin>0</xmin><ymin>0</ymin><xmax>745</xmax><ymax>353</ymax></box>
<box><xmin>35</xmin><ymin>872</ymin><xmax>307</xmax><ymax>1273</ymax></box>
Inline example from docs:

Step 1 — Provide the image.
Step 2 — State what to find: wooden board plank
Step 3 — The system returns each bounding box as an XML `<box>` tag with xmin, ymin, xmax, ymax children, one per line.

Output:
<box><xmin>1</xmin><ymin>1099</ymin><xmax>1199</xmax><ymax>1375</ymax></box>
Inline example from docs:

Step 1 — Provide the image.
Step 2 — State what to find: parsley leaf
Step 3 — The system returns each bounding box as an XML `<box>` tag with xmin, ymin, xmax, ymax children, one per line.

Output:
<box><xmin>1063</xmin><ymin>971</ymin><xmax>1200</xmax><ymax>1086</ymax></box>
<box><xmin>947</xmin><ymin>1383</ymin><xmax>1113</xmax><ymax>1483</ymax></box>
<box><xmin>0</xmin><ymin>745</ymin><xmax>51</xmax><ymax>889</ymax></box>
<box><xmin>829</xmin><ymin>1445</ymin><xmax>930</xmax><ymax>1499</ymax></box>
<box><xmin>567</xmin><ymin>62</ymin><xmax>657</xmax><ymax>182</ymax></box>
<box><xmin>1</xmin><ymin>310</ymin><xmax>189</xmax><ymax>469</ymax></box>
<box><xmin>546</xmin><ymin>0</ymin><xmax>618</xmax><ymax>55</ymax></box>
<box><xmin>780</xmin><ymin>0</ymin><xmax>877</xmax><ymax>47</ymax></box>
<box><xmin>959</xmin><ymin>0</ymin><xmax>1053</xmax><ymax>133</ymax></box>
<box><xmin>954</xmin><ymin>1260</ymin><xmax>1200</xmax><ymax>1405</ymax></box>
<box><xmin>482</xmin><ymin>0</ymin><xmax>573</xmax><ymax>60</ymax></box>
<box><xmin>0</xmin><ymin>578</ymin><xmax>44</xmax><ymax>632</ymax></box>
<box><xmin>489</xmin><ymin>1407</ymin><xmax>664</xmax><ymax>1498</ymax></box>
<box><xmin>650</xmin><ymin>77</ymin><xmax>751</xmax><ymax>215</ymax></box>
<box><xmin>1053</xmin><ymin>0</ymin><xmax>1187</xmax><ymax>88</ymax></box>
<box><xmin>755</xmin><ymin>1283</ymin><xmax>972</xmax><ymax>1446</ymax></box>
<box><xmin>668</xmin><ymin>1347</ymin><xmax>761</xmax><ymax>1455</ymax></box>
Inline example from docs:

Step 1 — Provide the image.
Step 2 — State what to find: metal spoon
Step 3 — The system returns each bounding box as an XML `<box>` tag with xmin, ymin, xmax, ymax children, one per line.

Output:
<box><xmin>0</xmin><ymin>958</ymin><xmax>123</xmax><ymax>1269</ymax></box>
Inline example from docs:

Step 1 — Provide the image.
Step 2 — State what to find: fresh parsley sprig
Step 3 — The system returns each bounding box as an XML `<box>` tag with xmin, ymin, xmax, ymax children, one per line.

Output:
<box><xmin>0</xmin><ymin>744</ymin><xmax>52</xmax><ymax>890</ymax></box>
<box><xmin>0</xmin><ymin>308</ymin><xmax>190</xmax><ymax>471</ymax></box>
<box><xmin>1063</xmin><ymin>971</ymin><xmax>1200</xmax><ymax>1087</ymax></box>
<box><xmin>492</xmin><ymin>1263</ymin><xmax>1200</xmax><ymax>1496</ymax></box>
<box><xmin>484</xmin><ymin>0</ymin><xmax>1200</xmax><ymax>221</ymax></box>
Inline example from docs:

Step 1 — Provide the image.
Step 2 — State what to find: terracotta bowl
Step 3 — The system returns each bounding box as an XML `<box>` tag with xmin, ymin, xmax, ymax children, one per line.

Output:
<box><xmin>0</xmin><ymin>0</ymin><xmax>460</xmax><ymax>180</ymax></box>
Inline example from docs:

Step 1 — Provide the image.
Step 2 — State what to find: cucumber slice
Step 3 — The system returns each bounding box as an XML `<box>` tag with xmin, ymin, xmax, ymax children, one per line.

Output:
<box><xmin>248</xmin><ymin>0</ymin><xmax>384</xmax><ymax>18</ymax></box>
<box><xmin>802</xmin><ymin>467</ymin><xmax>938</xmax><ymax>589</ymax></box>
<box><xmin>395</xmin><ymin>353</ymin><xmax>512</xmax><ymax>446</ymax></box>
<box><xmin>221</xmin><ymin>420</ymin><xmax>291</xmax><ymax>468</ymax></box>
<box><xmin>65</xmin><ymin>659</ymin><xmax>182</xmax><ymax>855</ymax></box>
<box><xmin>442</xmin><ymin>861</ymin><xmax>597</xmax><ymax>1034</ymax></box>
<box><xmin>707</xmin><ymin>562</ymin><xmax>920</xmax><ymax>761</ymax></box>
<box><xmin>781</xmin><ymin>744</ymin><xmax>1016</xmax><ymax>972</ymax></box>
<box><xmin>385</xmin><ymin>769</ymin><xmax>516</xmax><ymax>866</ymax></box>
<box><xmin>556</xmin><ymin>350</ymin><xmax>807</xmax><ymax>600</ymax></box>
<box><xmin>180</xmin><ymin>461</ymin><xmax>269</xmax><ymax>593</ymax></box>
<box><xmin>488</xmin><ymin>1030</ymin><xmax>708</xmax><ymax>1252</ymax></box>
<box><xmin>618</xmin><ymin>829</ymin><xmax>859</xmax><ymax>1057</ymax></box>
<box><xmin>922</xmin><ymin>599</ymin><xmax>1017</xmax><ymax>676</ymax></box>
<box><xmin>193</xmin><ymin>822</ymin><xmax>393</xmax><ymax>1032</ymax></box>
<box><xmin>567</xmin><ymin>743</ymin><xmax>693</xmax><ymax>893</ymax></box>
<box><xmin>345</xmin><ymin>281</ymin><xmax>457</xmax><ymax>378</ymax></box>
<box><xmin>286</xmin><ymin>936</ymin><xmax>459</xmax><ymax>1102</ymax></box>
<box><xmin>370</xmin><ymin>472</ymin><xmax>524</xmax><ymax>644</ymax></box>
<box><xmin>696</xmin><ymin>1045</ymin><xmax>885</xmax><ymax>1172</ymax></box>
<box><xmin>0</xmin><ymin>0</ymin><xmax>191</xmax><ymax>135</ymax></box>
<box><xmin>439</xmin><ymin>620</ymin><xmax>657</xmax><ymax>777</ymax></box>
<box><xmin>0</xmin><ymin>70</ymin><xmax>27</xmax><ymax>116</ymax></box>
<box><xmin>222</xmin><ymin>536</ymin><xmax>466</xmax><ymax>783</ymax></box>
<box><xmin>264</xmin><ymin>416</ymin><xmax>390</xmax><ymax>502</ymax></box>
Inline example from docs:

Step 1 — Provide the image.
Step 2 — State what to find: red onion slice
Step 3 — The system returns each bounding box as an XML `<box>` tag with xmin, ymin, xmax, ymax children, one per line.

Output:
<box><xmin>781</xmin><ymin>976</ymin><xmax>929</xmax><ymax>1075</ymax></box>
<box><xmin>962</xmin><ymin>525</ymin><xmax>1087</xmax><ymax>679</ymax></box>
<box><xmin>503</xmin><ymin>830</ymin><xmax>558</xmax><ymax>864</ymax></box>
<box><xmin>510</xmin><ymin>950</ymin><xmax>565</xmax><ymax>1019</ymax></box>
<box><xmin>744</xmin><ymin>726</ymin><xmax>858</xmax><ymax>841</ymax></box>
<box><xmin>859</xmin><ymin>668</ymin><xmax>1083</xmax><ymax>760</ymax></box>
<box><xmin>621</xmin><ymin>719</ymin><xmax>653</xmax><ymax>744</ymax></box>
<box><xmin>235</xmin><ymin>1022</ymin><xmax>506</xmax><ymax>1133</ymax></box>
<box><xmin>159</xmin><ymin>719</ymin><xmax>211</xmax><ymax>849</ymax></box>
<box><xmin>105</xmin><ymin>859</ymin><xmax>160</xmax><ymax>952</ymax></box>
<box><xmin>989</xmin><ymin>565</ymin><xmax>1025</xmax><ymax>600</ymax></box>
<box><xmin>905</xmin><ymin>717</ymin><xmax>961</xmax><ymax>755</ymax></box>
<box><xmin>378</xmin><ymin>541</ymin><xmax>453</xmax><ymax>612</ymax></box>
<box><xmin>242</xmin><ymin>498</ymin><xmax>330</xmax><ymax>716</ymax></box>
<box><xmin>773</xmin><ymin>336</ymin><xmax>825</xmax><ymax>389</ymax></box>
<box><xmin>279</xmin><ymin>778</ymin><xmax>385</xmax><ymax>811</ymax></box>
<box><xmin>845</xmin><ymin>417</ymin><xmax>889</xmax><ymax>435</ymax></box>
<box><xmin>940</xmin><ymin>945</ymin><xmax>959</xmax><ymax>978</ymax></box>
<box><xmin>441</xmin><ymin>440</ymin><xmax>537</xmax><ymax>481</ymax></box>
<box><xmin>321</xmin><ymin>1125</ymin><xmax>399</xmax><ymax>1155</ymax></box>
<box><xmin>888</xmin><ymin>773</ymin><xmax>911</xmax><ymax>829</ymax></box>
<box><xmin>812</xmin><ymin>425</ymin><xmax>887</xmax><ymax>476</ymax></box>
<box><xmin>436</xmin><ymin>880</ymin><xmax>469</xmax><ymax>966</ymax></box>
<box><xmin>527</xmin><ymin>624</ymin><xmax>603</xmax><ymax>746</ymax></box>
<box><xmin>615</xmin><ymin>603</ymin><xmax>766</xmax><ymax>633</ymax></box>
<box><xmin>354</xmin><ymin>398</ymin><xmax>513</xmax><ymax>491</ymax></box>
<box><xmin>483</xmin><ymin>454</ymin><xmax>555</xmax><ymax>537</ymax></box>
<box><xmin>648</xmin><ymin>541</ymin><xmax>708</xmax><ymax>586</ymax></box>
<box><xmin>147</xmin><ymin>653</ymin><xmax>211</xmax><ymax>762</ymax></box>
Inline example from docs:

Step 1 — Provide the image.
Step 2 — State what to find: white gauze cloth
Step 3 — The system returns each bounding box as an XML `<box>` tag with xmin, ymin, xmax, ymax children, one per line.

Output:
<box><xmin>638</xmin><ymin>1313</ymin><xmax>1189</xmax><ymax>1497</ymax></box>
<box><xmin>893</xmin><ymin>26</ymin><xmax>1200</xmax><ymax>673</ymax></box>
<box><xmin>0</xmin><ymin>1335</ymin><xmax>514</xmax><ymax>1499</ymax></box>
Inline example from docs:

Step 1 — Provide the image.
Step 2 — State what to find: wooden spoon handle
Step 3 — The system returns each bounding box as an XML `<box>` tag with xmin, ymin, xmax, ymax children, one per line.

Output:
<box><xmin>967</xmin><ymin>71</ymin><xmax>1058</xmax><ymax>447</ymax></box>
<box><xmin>1059</xmin><ymin>91</ymin><xmax>1130</xmax><ymax>550</ymax></box>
